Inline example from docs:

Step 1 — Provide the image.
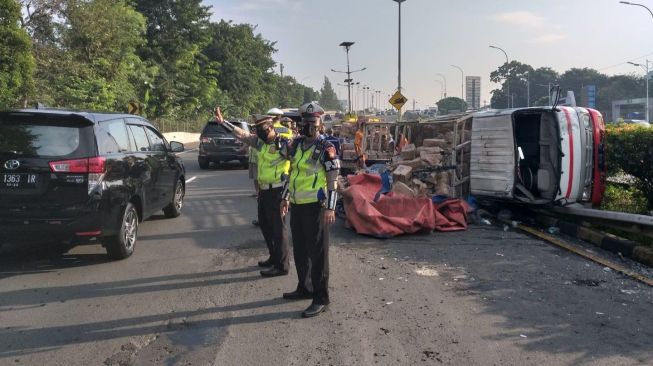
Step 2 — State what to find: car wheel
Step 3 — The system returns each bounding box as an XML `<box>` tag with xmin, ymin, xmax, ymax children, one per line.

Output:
<box><xmin>198</xmin><ymin>159</ymin><xmax>209</xmax><ymax>170</ymax></box>
<box><xmin>241</xmin><ymin>161</ymin><xmax>249</xmax><ymax>170</ymax></box>
<box><xmin>163</xmin><ymin>178</ymin><xmax>184</xmax><ymax>218</ymax></box>
<box><xmin>104</xmin><ymin>203</ymin><xmax>138</xmax><ymax>260</ymax></box>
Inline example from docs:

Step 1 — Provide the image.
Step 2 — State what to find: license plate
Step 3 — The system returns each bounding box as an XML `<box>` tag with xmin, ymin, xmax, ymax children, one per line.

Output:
<box><xmin>2</xmin><ymin>173</ymin><xmax>39</xmax><ymax>189</ymax></box>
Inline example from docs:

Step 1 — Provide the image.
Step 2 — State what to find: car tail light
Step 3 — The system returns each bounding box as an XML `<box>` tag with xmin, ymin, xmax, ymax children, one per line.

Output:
<box><xmin>49</xmin><ymin>157</ymin><xmax>107</xmax><ymax>194</ymax></box>
<box><xmin>201</xmin><ymin>137</ymin><xmax>211</xmax><ymax>144</ymax></box>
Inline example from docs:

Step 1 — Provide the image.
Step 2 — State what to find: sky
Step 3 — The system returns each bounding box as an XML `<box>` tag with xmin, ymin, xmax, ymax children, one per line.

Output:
<box><xmin>207</xmin><ymin>0</ymin><xmax>653</xmax><ymax>110</ymax></box>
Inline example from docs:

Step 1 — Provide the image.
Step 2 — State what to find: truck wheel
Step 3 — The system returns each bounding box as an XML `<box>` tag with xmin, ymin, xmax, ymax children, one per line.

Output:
<box><xmin>163</xmin><ymin>178</ymin><xmax>184</xmax><ymax>218</ymax></box>
<box><xmin>105</xmin><ymin>203</ymin><xmax>138</xmax><ymax>260</ymax></box>
<box><xmin>199</xmin><ymin>159</ymin><xmax>209</xmax><ymax>170</ymax></box>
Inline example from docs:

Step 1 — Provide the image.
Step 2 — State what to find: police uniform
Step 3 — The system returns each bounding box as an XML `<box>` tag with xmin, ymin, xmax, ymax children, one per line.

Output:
<box><xmin>281</xmin><ymin>105</ymin><xmax>341</xmax><ymax>314</ymax></box>
<box><xmin>220</xmin><ymin>115</ymin><xmax>291</xmax><ymax>275</ymax></box>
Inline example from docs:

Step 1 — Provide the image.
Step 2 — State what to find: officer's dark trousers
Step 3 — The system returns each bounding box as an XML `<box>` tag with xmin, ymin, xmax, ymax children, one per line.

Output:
<box><xmin>290</xmin><ymin>202</ymin><xmax>330</xmax><ymax>305</ymax></box>
<box><xmin>258</xmin><ymin>187</ymin><xmax>289</xmax><ymax>271</ymax></box>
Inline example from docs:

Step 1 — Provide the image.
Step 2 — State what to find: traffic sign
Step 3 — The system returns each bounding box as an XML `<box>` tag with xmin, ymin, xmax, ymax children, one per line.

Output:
<box><xmin>127</xmin><ymin>101</ymin><xmax>141</xmax><ymax>115</ymax></box>
<box><xmin>389</xmin><ymin>90</ymin><xmax>407</xmax><ymax>110</ymax></box>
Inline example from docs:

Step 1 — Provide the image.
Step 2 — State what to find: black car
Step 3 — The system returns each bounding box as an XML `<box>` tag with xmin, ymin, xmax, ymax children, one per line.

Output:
<box><xmin>0</xmin><ymin>109</ymin><xmax>186</xmax><ymax>259</ymax></box>
<box><xmin>198</xmin><ymin>120</ymin><xmax>249</xmax><ymax>169</ymax></box>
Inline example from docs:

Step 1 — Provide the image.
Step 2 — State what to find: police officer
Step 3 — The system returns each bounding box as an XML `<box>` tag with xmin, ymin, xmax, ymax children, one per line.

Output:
<box><xmin>267</xmin><ymin>107</ymin><xmax>294</xmax><ymax>139</ymax></box>
<box><xmin>280</xmin><ymin>102</ymin><xmax>341</xmax><ymax>318</ymax></box>
<box><xmin>214</xmin><ymin>107</ymin><xmax>291</xmax><ymax>277</ymax></box>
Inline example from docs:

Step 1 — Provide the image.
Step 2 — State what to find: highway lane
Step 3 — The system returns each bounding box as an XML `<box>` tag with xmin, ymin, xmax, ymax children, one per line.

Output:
<box><xmin>0</xmin><ymin>148</ymin><xmax>652</xmax><ymax>365</ymax></box>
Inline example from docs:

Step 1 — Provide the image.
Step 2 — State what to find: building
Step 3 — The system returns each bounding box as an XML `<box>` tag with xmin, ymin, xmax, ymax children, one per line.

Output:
<box><xmin>465</xmin><ymin>76</ymin><xmax>481</xmax><ymax>110</ymax></box>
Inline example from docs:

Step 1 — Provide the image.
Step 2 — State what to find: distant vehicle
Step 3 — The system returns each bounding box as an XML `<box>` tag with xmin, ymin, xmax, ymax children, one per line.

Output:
<box><xmin>198</xmin><ymin>120</ymin><xmax>249</xmax><ymax>169</ymax></box>
<box><xmin>324</xmin><ymin>114</ymin><xmax>333</xmax><ymax>122</ymax></box>
<box><xmin>335</xmin><ymin>112</ymin><xmax>344</xmax><ymax>119</ymax></box>
<box><xmin>0</xmin><ymin>109</ymin><xmax>186</xmax><ymax>259</ymax></box>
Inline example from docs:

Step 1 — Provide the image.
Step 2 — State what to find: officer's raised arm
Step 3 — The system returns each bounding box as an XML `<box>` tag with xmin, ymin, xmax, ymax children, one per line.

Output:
<box><xmin>213</xmin><ymin>106</ymin><xmax>258</xmax><ymax>146</ymax></box>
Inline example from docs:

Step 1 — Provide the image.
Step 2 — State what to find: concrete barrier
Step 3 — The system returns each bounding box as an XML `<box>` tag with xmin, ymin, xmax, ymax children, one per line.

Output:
<box><xmin>163</xmin><ymin>132</ymin><xmax>200</xmax><ymax>144</ymax></box>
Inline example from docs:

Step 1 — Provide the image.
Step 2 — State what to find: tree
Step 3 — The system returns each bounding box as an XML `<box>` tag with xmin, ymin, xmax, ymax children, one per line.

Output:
<box><xmin>490</xmin><ymin>61</ymin><xmax>533</xmax><ymax>109</ymax></box>
<box><xmin>436</xmin><ymin>97</ymin><xmax>467</xmax><ymax>115</ymax></box>
<box><xmin>203</xmin><ymin>20</ymin><xmax>277</xmax><ymax>117</ymax></box>
<box><xmin>133</xmin><ymin>0</ymin><xmax>218</xmax><ymax>118</ymax></box>
<box><xmin>0</xmin><ymin>0</ymin><xmax>35</xmax><ymax>108</ymax></box>
<box><xmin>36</xmin><ymin>0</ymin><xmax>148</xmax><ymax>110</ymax></box>
<box><xmin>319</xmin><ymin>76</ymin><xmax>339</xmax><ymax>110</ymax></box>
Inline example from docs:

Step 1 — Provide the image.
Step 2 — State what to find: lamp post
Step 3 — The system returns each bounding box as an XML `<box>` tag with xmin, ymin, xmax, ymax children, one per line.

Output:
<box><xmin>628</xmin><ymin>60</ymin><xmax>651</xmax><ymax>123</ymax></box>
<box><xmin>490</xmin><ymin>45</ymin><xmax>510</xmax><ymax>108</ymax></box>
<box><xmin>451</xmin><ymin>64</ymin><xmax>464</xmax><ymax>111</ymax></box>
<box><xmin>536</xmin><ymin>83</ymin><xmax>552</xmax><ymax>106</ymax></box>
<box><xmin>434</xmin><ymin>79</ymin><xmax>444</xmax><ymax>100</ymax></box>
<box><xmin>619</xmin><ymin>1</ymin><xmax>653</xmax><ymax>19</ymax></box>
<box><xmin>393</xmin><ymin>0</ymin><xmax>406</xmax><ymax>120</ymax></box>
<box><xmin>331</xmin><ymin>42</ymin><xmax>366</xmax><ymax>115</ymax></box>
<box><xmin>436</xmin><ymin>73</ymin><xmax>447</xmax><ymax>97</ymax></box>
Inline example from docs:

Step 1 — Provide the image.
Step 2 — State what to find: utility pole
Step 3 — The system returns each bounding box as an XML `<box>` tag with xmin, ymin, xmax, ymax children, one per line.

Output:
<box><xmin>490</xmin><ymin>45</ymin><xmax>510</xmax><ymax>108</ymax></box>
<box><xmin>280</xmin><ymin>64</ymin><xmax>284</xmax><ymax>77</ymax></box>
<box><xmin>628</xmin><ymin>60</ymin><xmax>651</xmax><ymax>123</ymax></box>
<box><xmin>436</xmin><ymin>73</ymin><xmax>447</xmax><ymax>98</ymax></box>
<box><xmin>393</xmin><ymin>0</ymin><xmax>406</xmax><ymax>120</ymax></box>
<box><xmin>451</xmin><ymin>64</ymin><xmax>464</xmax><ymax>111</ymax></box>
<box><xmin>332</xmin><ymin>42</ymin><xmax>366</xmax><ymax>115</ymax></box>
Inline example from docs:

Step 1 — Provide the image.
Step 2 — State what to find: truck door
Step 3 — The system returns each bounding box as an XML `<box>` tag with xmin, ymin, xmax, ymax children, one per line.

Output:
<box><xmin>470</xmin><ymin>112</ymin><xmax>515</xmax><ymax>199</ymax></box>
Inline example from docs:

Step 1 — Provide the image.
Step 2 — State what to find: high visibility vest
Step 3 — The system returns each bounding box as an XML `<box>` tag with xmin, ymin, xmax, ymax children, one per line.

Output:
<box><xmin>257</xmin><ymin>140</ymin><xmax>290</xmax><ymax>185</ymax></box>
<box><xmin>274</xmin><ymin>122</ymin><xmax>294</xmax><ymax>139</ymax></box>
<box><xmin>289</xmin><ymin>141</ymin><xmax>327</xmax><ymax>204</ymax></box>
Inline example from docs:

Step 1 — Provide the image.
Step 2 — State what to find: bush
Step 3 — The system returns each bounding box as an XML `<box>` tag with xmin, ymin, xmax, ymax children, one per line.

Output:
<box><xmin>605</xmin><ymin>124</ymin><xmax>653</xmax><ymax>209</ymax></box>
<box><xmin>600</xmin><ymin>183</ymin><xmax>649</xmax><ymax>214</ymax></box>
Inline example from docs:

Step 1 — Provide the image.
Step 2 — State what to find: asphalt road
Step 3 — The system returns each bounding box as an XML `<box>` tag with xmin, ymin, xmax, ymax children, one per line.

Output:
<box><xmin>0</xmin><ymin>148</ymin><xmax>652</xmax><ymax>366</ymax></box>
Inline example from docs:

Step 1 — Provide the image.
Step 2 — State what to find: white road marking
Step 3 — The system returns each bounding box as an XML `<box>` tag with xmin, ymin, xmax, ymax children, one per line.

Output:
<box><xmin>186</xmin><ymin>176</ymin><xmax>197</xmax><ymax>184</ymax></box>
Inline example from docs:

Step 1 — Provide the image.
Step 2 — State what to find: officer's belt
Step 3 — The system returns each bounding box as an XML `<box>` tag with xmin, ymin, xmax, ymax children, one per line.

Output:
<box><xmin>259</xmin><ymin>182</ymin><xmax>284</xmax><ymax>190</ymax></box>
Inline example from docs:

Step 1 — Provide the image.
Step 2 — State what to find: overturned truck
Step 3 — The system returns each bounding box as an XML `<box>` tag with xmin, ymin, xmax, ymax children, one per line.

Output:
<box><xmin>387</xmin><ymin>105</ymin><xmax>606</xmax><ymax>207</ymax></box>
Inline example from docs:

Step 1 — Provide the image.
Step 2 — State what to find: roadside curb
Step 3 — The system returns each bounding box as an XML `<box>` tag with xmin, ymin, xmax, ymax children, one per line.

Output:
<box><xmin>536</xmin><ymin>215</ymin><xmax>653</xmax><ymax>268</ymax></box>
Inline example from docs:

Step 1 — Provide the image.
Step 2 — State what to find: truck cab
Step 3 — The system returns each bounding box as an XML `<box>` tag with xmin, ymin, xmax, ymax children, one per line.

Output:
<box><xmin>470</xmin><ymin>106</ymin><xmax>606</xmax><ymax>206</ymax></box>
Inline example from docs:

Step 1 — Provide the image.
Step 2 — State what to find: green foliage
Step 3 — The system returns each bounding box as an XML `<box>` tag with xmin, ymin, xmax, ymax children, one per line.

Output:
<box><xmin>490</xmin><ymin>63</ymin><xmax>648</xmax><ymax>116</ymax></box>
<box><xmin>600</xmin><ymin>183</ymin><xmax>649</xmax><ymax>214</ymax></box>
<box><xmin>9</xmin><ymin>0</ymin><xmax>321</xmax><ymax>131</ymax></box>
<box><xmin>436</xmin><ymin>97</ymin><xmax>467</xmax><ymax>115</ymax></box>
<box><xmin>203</xmin><ymin>20</ymin><xmax>277</xmax><ymax>117</ymax></box>
<box><xmin>0</xmin><ymin>0</ymin><xmax>35</xmax><ymax>108</ymax></box>
<box><xmin>319</xmin><ymin>77</ymin><xmax>339</xmax><ymax>110</ymax></box>
<box><xmin>605</xmin><ymin>124</ymin><xmax>653</xmax><ymax>209</ymax></box>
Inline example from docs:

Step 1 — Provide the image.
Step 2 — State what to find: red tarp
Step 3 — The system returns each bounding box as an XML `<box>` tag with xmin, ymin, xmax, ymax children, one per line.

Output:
<box><xmin>341</xmin><ymin>173</ymin><xmax>469</xmax><ymax>238</ymax></box>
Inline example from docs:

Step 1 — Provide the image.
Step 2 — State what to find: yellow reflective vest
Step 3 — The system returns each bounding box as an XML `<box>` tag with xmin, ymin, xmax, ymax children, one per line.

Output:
<box><xmin>257</xmin><ymin>140</ymin><xmax>290</xmax><ymax>185</ymax></box>
<box><xmin>274</xmin><ymin>122</ymin><xmax>294</xmax><ymax>139</ymax></box>
<box><xmin>289</xmin><ymin>142</ymin><xmax>327</xmax><ymax>204</ymax></box>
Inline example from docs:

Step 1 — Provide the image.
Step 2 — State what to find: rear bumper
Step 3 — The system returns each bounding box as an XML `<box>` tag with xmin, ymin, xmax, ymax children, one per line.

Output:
<box><xmin>0</xmin><ymin>211</ymin><xmax>105</xmax><ymax>244</ymax></box>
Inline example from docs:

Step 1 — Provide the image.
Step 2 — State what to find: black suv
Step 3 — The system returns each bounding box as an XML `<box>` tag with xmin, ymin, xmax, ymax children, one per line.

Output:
<box><xmin>0</xmin><ymin>109</ymin><xmax>186</xmax><ymax>259</ymax></box>
<box><xmin>198</xmin><ymin>120</ymin><xmax>249</xmax><ymax>169</ymax></box>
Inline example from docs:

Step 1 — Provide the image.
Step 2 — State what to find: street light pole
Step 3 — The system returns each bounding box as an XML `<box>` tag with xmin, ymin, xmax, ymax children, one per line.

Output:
<box><xmin>628</xmin><ymin>60</ymin><xmax>651</xmax><ymax>123</ymax></box>
<box><xmin>489</xmin><ymin>45</ymin><xmax>510</xmax><ymax>108</ymax></box>
<box><xmin>451</xmin><ymin>64</ymin><xmax>464</xmax><ymax>111</ymax></box>
<box><xmin>393</xmin><ymin>0</ymin><xmax>406</xmax><ymax>120</ymax></box>
<box><xmin>619</xmin><ymin>1</ymin><xmax>653</xmax><ymax>19</ymax></box>
<box><xmin>332</xmin><ymin>42</ymin><xmax>366</xmax><ymax>115</ymax></box>
<box><xmin>436</xmin><ymin>73</ymin><xmax>447</xmax><ymax>97</ymax></box>
<box><xmin>536</xmin><ymin>83</ymin><xmax>552</xmax><ymax>106</ymax></box>
<box><xmin>434</xmin><ymin>79</ymin><xmax>444</xmax><ymax>100</ymax></box>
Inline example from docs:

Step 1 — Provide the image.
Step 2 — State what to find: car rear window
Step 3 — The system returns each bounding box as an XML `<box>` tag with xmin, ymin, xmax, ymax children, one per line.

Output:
<box><xmin>202</xmin><ymin>122</ymin><xmax>230</xmax><ymax>136</ymax></box>
<box><xmin>202</xmin><ymin>121</ymin><xmax>249</xmax><ymax>135</ymax></box>
<box><xmin>0</xmin><ymin>117</ymin><xmax>94</xmax><ymax>158</ymax></box>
